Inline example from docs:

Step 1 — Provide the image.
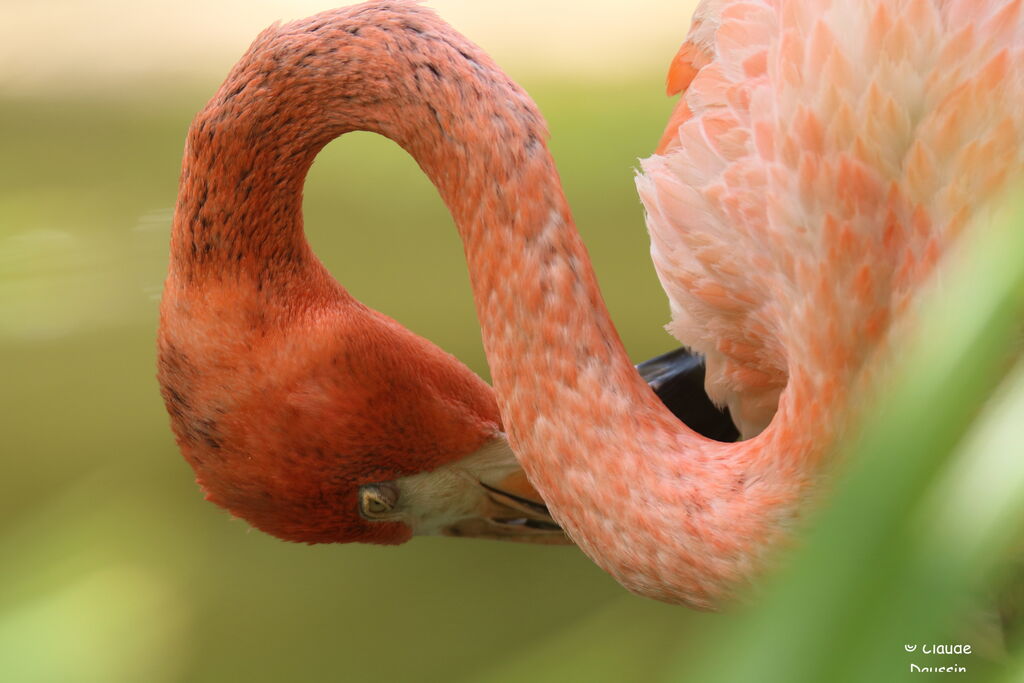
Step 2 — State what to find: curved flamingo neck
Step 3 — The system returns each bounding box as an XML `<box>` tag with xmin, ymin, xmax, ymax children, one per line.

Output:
<box><xmin>172</xmin><ymin>3</ymin><xmax>806</xmax><ymax>607</ymax></box>
<box><xmin>171</xmin><ymin>69</ymin><xmax>331</xmax><ymax>286</ymax></box>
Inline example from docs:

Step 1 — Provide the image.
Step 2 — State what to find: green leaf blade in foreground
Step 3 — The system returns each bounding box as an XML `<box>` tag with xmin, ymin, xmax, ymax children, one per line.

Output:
<box><xmin>676</xmin><ymin>194</ymin><xmax>1024</xmax><ymax>683</ymax></box>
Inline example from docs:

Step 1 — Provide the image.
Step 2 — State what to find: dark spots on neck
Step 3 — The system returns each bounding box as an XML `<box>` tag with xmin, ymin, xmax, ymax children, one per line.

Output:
<box><xmin>426</xmin><ymin>103</ymin><xmax>445</xmax><ymax>134</ymax></box>
<box><xmin>164</xmin><ymin>383</ymin><xmax>191</xmax><ymax>416</ymax></box>
<box><xmin>223</xmin><ymin>82</ymin><xmax>247</xmax><ymax>102</ymax></box>
<box><xmin>540</xmin><ymin>243</ymin><xmax>558</xmax><ymax>268</ymax></box>
<box><xmin>425</xmin><ymin>62</ymin><xmax>441</xmax><ymax>78</ymax></box>
<box><xmin>159</xmin><ymin>344</ymin><xmax>193</xmax><ymax>399</ymax></box>
<box><xmin>159</xmin><ymin>343</ymin><xmax>225</xmax><ymax>454</ymax></box>
<box><xmin>296</xmin><ymin>49</ymin><xmax>320</xmax><ymax>67</ymax></box>
<box><xmin>538</xmin><ymin>273</ymin><xmax>552</xmax><ymax>300</ymax></box>
<box><xmin>193</xmin><ymin>418</ymin><xmax>223</xmax><ymax>450</ymax></box>
<box><xmin>566</xmin><ymin>253</ymin><xmax>581</xmax><ymax>277</ymax></box>
<box><xmin>194</xmin><ymin>180</ymin><xmax>208</xmax><ymax>211</ymax></box>
<box><xmin>525</xmin><ymin>132</ymin><xmax>541</xmax><ymax>154</ymax></box>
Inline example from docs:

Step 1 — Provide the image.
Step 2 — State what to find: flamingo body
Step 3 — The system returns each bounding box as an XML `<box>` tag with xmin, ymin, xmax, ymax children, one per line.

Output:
<box><xmin>160</xmin><ymin>0</ymin><xmax>1024</xmax><ymax>608</ymax></box>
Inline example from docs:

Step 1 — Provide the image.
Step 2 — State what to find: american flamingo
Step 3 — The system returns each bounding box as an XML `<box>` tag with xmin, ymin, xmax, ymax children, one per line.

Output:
<box><xmin>158</xmin><ymin>1</ymin><xmax>733</xmax><ymax>549</ymax></box>
<box><xmin>159</xmin><ymin>0</ymin><xmax>1023</xmax><ymax>607</ymax></box>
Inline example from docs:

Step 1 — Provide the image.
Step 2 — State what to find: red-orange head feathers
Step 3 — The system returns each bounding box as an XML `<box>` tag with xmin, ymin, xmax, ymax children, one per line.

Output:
<box><xmin>158</xmin><ymin>290</ymin><xmax>554</xmax><ymax>545</ymax></box>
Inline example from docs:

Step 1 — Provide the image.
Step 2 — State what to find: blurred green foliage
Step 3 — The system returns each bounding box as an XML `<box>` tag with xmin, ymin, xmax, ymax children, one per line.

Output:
<box><xmin>2</xmin><ymin>72</ymin><xmax>1022</xmax><ymax>682</ymax></box>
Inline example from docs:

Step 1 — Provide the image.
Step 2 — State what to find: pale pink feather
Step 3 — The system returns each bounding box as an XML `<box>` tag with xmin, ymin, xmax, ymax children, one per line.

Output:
<box><xmin>637</xmin><ymin>0</ymin><xmax>1024</xmax><ymax>438</ymax></box>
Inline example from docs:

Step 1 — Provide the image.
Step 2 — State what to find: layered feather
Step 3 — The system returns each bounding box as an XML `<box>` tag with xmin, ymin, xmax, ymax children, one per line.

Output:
<box><xmin>637</xmin><ymin>0</ymin><xmax>1024</xmax><ymax>438</ymax></box>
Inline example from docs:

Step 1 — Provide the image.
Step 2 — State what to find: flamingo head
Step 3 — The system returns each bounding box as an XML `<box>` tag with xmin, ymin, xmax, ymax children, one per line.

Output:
<box><xmin>157</xmin><ymin>301</ymin><xmax>567</xmax><ymax>547</ymax></box>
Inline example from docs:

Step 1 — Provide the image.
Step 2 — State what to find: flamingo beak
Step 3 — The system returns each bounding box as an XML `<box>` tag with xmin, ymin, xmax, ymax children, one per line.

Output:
<box><xmin>442</xmin><ymin>470</ymin><xmax>570</xmax><ymax>544</ymax></box>
<box><xmin>390</xmin><ymin>436</ymin><xmax>571</xmax><ymax>544</ymax></box>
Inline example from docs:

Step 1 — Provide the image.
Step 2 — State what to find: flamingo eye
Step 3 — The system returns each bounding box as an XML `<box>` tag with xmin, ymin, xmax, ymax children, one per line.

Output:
<box><xmin>358</xmin><ymin>483</ymin><xmax>400</xmax><ymax>519</ymax></box>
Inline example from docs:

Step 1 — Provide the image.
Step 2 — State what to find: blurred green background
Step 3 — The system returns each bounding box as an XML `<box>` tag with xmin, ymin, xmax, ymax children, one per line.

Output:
<box><xmin>4</xmin><ymin>2</ymin><xmax>1024</xmax><ymax>682</ymax></box>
